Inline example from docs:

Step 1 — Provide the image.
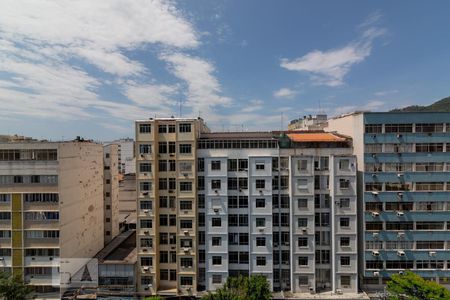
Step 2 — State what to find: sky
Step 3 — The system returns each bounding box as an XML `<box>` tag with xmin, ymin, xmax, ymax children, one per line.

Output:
<box><xmin>1</xmin><ymin>0</ymin><xmax>450</xmax><ymax>141</ymax></box>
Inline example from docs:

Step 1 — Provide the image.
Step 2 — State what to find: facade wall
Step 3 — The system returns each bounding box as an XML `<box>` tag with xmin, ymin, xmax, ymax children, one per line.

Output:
<box><xmin>104</xmin><ymin>144</ymin><xmax>120</xmax><ymax>244</ymax></box>
<box><xmin>328</xmin><ymin>112</ymin><xmax>450</xmax><ymax>291</ymax></box>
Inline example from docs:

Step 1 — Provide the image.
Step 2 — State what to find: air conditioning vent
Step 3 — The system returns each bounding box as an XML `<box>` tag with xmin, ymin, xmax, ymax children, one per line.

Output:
<box><xmin>397</xmin><ymin>250</ymin><xmax>405</xmax><ymax>257</ymax></box>
<box><xmin>371</xmin><ymin>211</ymin><xmax>379</xmax><ymax>217</ymax></box>
<box><xmin>372</xmin><ymin>250</ymin><xmax>380</xmax><ymax>256</ymax></box>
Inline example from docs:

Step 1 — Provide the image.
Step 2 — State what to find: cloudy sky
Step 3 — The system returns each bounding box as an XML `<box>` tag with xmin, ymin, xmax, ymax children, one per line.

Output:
<box><xmin>1</xmin><ymin>0</ymin><xmax>450</xmax><ymax>140</ymax></box>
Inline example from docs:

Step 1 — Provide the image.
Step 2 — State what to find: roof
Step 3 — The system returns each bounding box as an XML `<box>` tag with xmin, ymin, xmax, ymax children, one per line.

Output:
<box><xmin>200</xmin><ymin>131</ymin><xmax>275</xmax><ymax>139</ymax></box>
<box><xmin>287</xmin><ymin>132</ymin><xmax>348</xmax><ymax>143</ymax></box>
<box><xmin>95</xmin><ymin>230</ymin><xmax>136</xmax><ymax>264</ymax></box>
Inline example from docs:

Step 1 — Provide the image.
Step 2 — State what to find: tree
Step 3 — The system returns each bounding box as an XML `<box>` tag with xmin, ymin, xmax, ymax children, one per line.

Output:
<box><xmin>202</xmin><ymin>275</ymin><xmax>271</xmax><ymax>300</ymax></box>
<box><xmin>0</xmin><ymin>271</ymin><xmax>34</xmax><ymax>300</ymax></box>
<box><xmin>386</xmin><ymin>271</ymin><xmax>450</xmax><ymax>300</ymax></box>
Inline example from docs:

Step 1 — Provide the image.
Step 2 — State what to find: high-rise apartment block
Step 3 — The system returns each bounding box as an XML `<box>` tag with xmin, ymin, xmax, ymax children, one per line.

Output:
<box><xmin>327</xmin><ymin>112</ymin><xmax>450</xmax><ymax>291</ymax></box>
<box><xmin>135</xmin><ymin>118</ymin><xmax>208</xmax><ymax>295</ymax></box>
<box><xmin>135</xmin><ymin>119</ymin><xmax>358</xmax><ymax>296</ymax></box>
<box><xmin>0</xmin><ymin>138</ymin><xmax>105</xmax><ymax>297</ymax></box>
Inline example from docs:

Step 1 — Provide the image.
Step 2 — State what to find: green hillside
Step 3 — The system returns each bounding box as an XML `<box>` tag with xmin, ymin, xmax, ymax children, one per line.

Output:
<box><xmin>390</xmin><ymin>96</ymin><xmax>450</xmax><ymax>112</ymax></box>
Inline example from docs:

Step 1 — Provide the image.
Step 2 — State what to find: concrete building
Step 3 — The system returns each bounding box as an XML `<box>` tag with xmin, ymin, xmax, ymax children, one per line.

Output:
<box><xmin>196</xmin><ymin>131</ymin><xmax>358</xmax><ymax>295</ymax></box>
<box><xmin>104</xmin><ymin>144</ymin><xmax>120</xmax><ymax>245</ymax></box>
<box><xmin>135</xmin><ymin>117</ymin><xmax>209</xmax><ymax>296</ymax></box>
<box><xmin>327</xmin><ymin>112</ymin><xmax>450</xmax><ymax>291</ymax></box>
<box><xmin>288</xmin><ymin>115</ymin><xmax>328</xmax><ymax>131</ymax></box>
<box><xmin>0</xmin><ymin>137</ymin><xmax>105</xmax><ymax>298</ymax></box>
<box><xmin>113</xmin><ymin>138</ymin><xmax>136</xmax><ymax>175</ymax></box>
<box><xmin>118</xmin><ymin>174</ymin><xmax>137</xmax><ymax>231</ymax></box>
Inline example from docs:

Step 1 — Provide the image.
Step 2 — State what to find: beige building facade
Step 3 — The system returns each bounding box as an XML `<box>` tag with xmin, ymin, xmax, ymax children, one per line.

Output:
<box><xmin>104</xmin><ymin>143</ymin><xmax>120</xmax><ymax>244</ymax></box>
<box><xmin>0</xmin><ymin>139</ymin><xmax>105</xmax><ymax>297</ymax></box>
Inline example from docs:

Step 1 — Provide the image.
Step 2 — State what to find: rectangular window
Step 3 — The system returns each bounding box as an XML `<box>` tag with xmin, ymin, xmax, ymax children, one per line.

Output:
<box><xmin>298</xmin><ymin>218</ymin><xmax>308</xmax><ymax>227</ymax></box>
<box><xmin>180</xmin><ymin>276</ymin><xmax>193</xmax><ymax>286</ymax></box>
<box><xmin>212</xmin><ymin>275</ymin><xmax>222</xmax><ymax>284</ymax></box>
<box><xmin>228</xmin><ymin>159</ymin><xmax>237</xmax><ymax>171</ymax></box>
<box><xmin>168</xmin><ymin>124</ymin><xmax>176</xmax><ymax>133</ymax></box>
<box><xmin>180</xmin><ymin>182</ymin><xmax>192</xmax><ymax>191</ymax></box>
<box><xmin>339</xmin><ymin>179</ymin><xmax>350</xmax><ymax>189</ymax></box>
<box><xmin>256</xmin><ymin>198</ymin><xmax>265</xmax><ymax>208</ymax></box>
<box><xmin>339</xmin><ymin>159</ymin><xmax>350</xmax><ymax>170</ymax></box>
<box><xmin>340</xmin><ymin>256</ymin><xmax>350</xmax><ymax>266</ymax></box>
<box><xmin>256</xmin><ymin>237</ymin><xmax>266</xmax><ymax>247</ymax></box>
<box><xmin>340</xmin><ymin>237</ymin><xmax>350</xmax><ymax>247</ymax></box>
<box><xmin>298</xmin><ymin>159</ymin><xmax>308</xmax><ymax>171</ymax></box>
<box><xmin>298</xmin><ymin>237</ymin><xmax>308</xmax><ymax>247</ymax></box>
<box><xmin>238</xmin><ymin>159</ymin><xmax>248</xmax><ymax>171</ymax></box>
<box><xmin>139</xmin><ymin>124</ymin><xmax>151</xmax><ymax>133</ymax></box>
<box><xmin>158</xmin><ymin>125</ymin><xmax>167</xmax><ymax>133</ymax></box>
<box><xmin>180</xmin><ymin>201</ymin><xmax>192</xmax><ymax>210</ymax></box>
<box><xmin>340</xmin><ymin>218</ymin><xmax>350</xmax><ymax>228</ymax></box>
<box><xmin>180</xmin><ymin>220</ymin><xmax>192</xmax><ymax>229</ymax></box>
<box><xmin>140</xmin><ymin>163</ymin><xmax>151</xmax><ymax>172</ymax></box>
<box><xmin>179</xmin><ymin>123</ymin><xmax>191</xmax><ymax>133</ymax></box>
<box><xmin>211</xmin><ymin>218</ymin><xmax>221</xmax><ymax>227</ymax></box>
<box><xmin>179</xmin><ymin>144</ymin><xmax>192</xmax><ymax>154</ymax></box>
<box><xmin>256</xmin><ymin>256</ymin><xmax>266</xmax><ymax>266</ymax></box>
<box><xmin>212</xmin><ymin>237</ymin><xmax>221</xmax><ymax>246</ymax></box>
<box><xmin>365</xmin><ymin>124</ymin><xmax>382</xmax><ymax>133</ymax></box>
<box><xmin>139</xmin><ymin>144</ymin><xmax>151</xmax><ymax>154</ymax></box>
<box><xmin>341</xmin><ymin>276</ymin><xmax>351</xmax><ymax>287</ymax></box>
<box><xmin>198</xmin><ymin>158</ymin><xmax>205</xmax><ymax>172</ymax></box>
<box><xmin>211</xmin><ymin>160</ymin><xmax>221</xmax><ymax>170</ymax></box>
<box><xmin>256</xmin><ymin>179</ymin><xmax>265</xmax><ymax>189</ymax></box>
<box><xmin>298</xmin><ymin>257</ymin><xmax>308</xmax><ymax>266</ymax></box>
<box><xmin>256</xmin><ymin>218</ymin><xmax>265</xmax><ymax>227</ymax></box>
<box><xmin>211</xmin><ymin>180</ymin><xmax>221</xmax><ymax>190</ymax></box>
<box><xmin>256</xmin><ymin>162</ymin><xmax>265</xmax><ymax>170</ymax></box>
<box><xmin>212</xmin><ymin>256</ymin><xmax>222</xmax><ymax>265</ymax></box>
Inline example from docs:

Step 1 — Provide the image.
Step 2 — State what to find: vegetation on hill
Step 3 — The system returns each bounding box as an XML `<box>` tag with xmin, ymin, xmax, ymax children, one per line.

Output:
<box><xmin>390</xmin><ymin>96</ymin><xmax>450</xmax><ymax>112</ymax></box>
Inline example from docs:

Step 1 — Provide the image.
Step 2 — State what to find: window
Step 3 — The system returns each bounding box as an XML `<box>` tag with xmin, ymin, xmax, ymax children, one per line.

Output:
<box><xmin>211</xmin><ymin>160</ymin><xmax>221</xmax><ymax>170</ymax></box>
<box><xmin>212</xmin><ymin>275</ymin><xmax>222</xmax><ymax>284</ymax></box>
<box><xmin>298</xmin><ymin>218</ymin><xmax>308</xmax><ymax>227</ymax></box>
<box><xmin>238</xmin><ymin>159</ymin><xmax>248</xmax><ymax>171</ymax></box>
<box><xmin>159</xmin><ymin>142</ymin><xmax>167</xmax><ymax>154</ymax></box>
<box><xmin>181</xmin><ymin>239</ymin><xmax>192</xmax><ymax>248</ymax></box>
<box><xmin>239</xmin><ymin>233</ymin><xmax>249</xmax><ymax>245</ymax></box>
<box><xmin>228</xmin><ymin>159</ymin><xmax>237</xmax><ymax>171</ymax></box>
<box><xmin>140</xmin><ymin>182</ymin><xmax>151</xmax><ymax>192</ymax></box>
<box><xmin>180</xmin><ymin>276</ymin><xmax>193</xmax><ymax>286</ymax></box>
<box><xmin>180</xmin><ymin>201</ymin><xmax>192</xmax><ymax>210</ymax></box>
<box><xmin>339</xmin><ymin>179</ymin><xmax>350</xmax><ymax>189</ymax></box>
<box><xmin>139</xmin><ymin>124</ymin><xmax>151</xmax><ymax>133</ymax></box>
<box><xmin>365</xmin><ymin>124</ymin><xmax>382</xmax><ymax>133</ymax></box>
<box><xmin>339</xmin><ymin>198</ymin><xmax>350</xmax><ymax>208</ymax></box>
<box><xmin>298</xmin><ymin>257</ymin><xmax>308</xmax><ymax>266</ymax></box>
<box><xmin>179</xmin><ymin>144</ymin><xmax>192</xmax><ymax>154</ymax></box>
<box><xmin>297</xmin><ymin>178</ymin><xmax>308</xmax><ymax>190</ymax></box>
<box><xmin>211</xmin><ymin>180</ymin><xmax>221</xmax><ymax>190</ymax></box>
<box><xmin>256</xmin><ymin>218</ymin><xmax>266</xmax><ymax>227</ymax></box>
<box><xmin>238</xmin><ymin>178</ymin><xmax>248</xmax><ymax>190</ymax></box>
<box><xmin>140</xmin><ymin>163</ymin><xmax>151</xmax><ymax>173</ymax></box>
<box><xmin>179</xmin><ymin>123</ymin><xmax>191</xmax><ymax>133</ymax></box>
<box><xmin>384</xmin><ymin>124</ymin><xmax>413</xmax><ymax>133</ymax></box>
<box><xmin>256</xmin><ymin>179</ymin><xmax>265</xmax><ymax>189</ymax></box>
<box><xmin>140</xmin><ymin>238</ymin><xmax>153</xmax><ymax>248</ymax></box>
<box><xmin>212</xmin><ymin>256</ymin><xmax>222</xmax><ymax>265</ymax></box>
<box><xmin>198</xmin><ymin>158</ymin><xmax>205</xmax><ymax>172</ymax></box>
<box><xmin>341</xmin><ymin>276</ymin><xmax>351</xmax><ymax>287</ymax></box>
<box><xmin>238</xmin><ymin>196</ymin><xmax>248</xmax><ymax>208</ymax></box>
<box><xmin>299</xmin><ymin>276</ymin><xmax>309</xmax><ymax>286</ymax></box>
<box><xmin>340</xmin><ymin>237</ymin><xmax>350</xmax><ymax>247</ymax></box>
<box><xmin>339</xmin><ymin>159</ymin><xmax>350</xmax><ymax>170</ymax></box>
<box><xmin>212</xmin><ymin>237</ymin><xmax>221</xmax><ymax>246</ymax></box>
<box><xmin>211</xmin><ymin>218</ymin><xmax>221</xmax><ymax>227</ymax></box>
<box><xmin>181</xmin><ymin>258</ymin><xmax>193</xmax><ymax>268</ymax></box>
<box><xmin>297</xmin><ymin>198</ymin><xmax>308</xmax><ymax>210</ymax></box>
<box><xmin>139</xmin><ymin>144</ymin><xmax>151</xmax><ymax>154</ymax></box>
<box><xmin>256</xmin><ymin>237</ymin><xmax>266</xmax><ymax>247</ymax></box>
<box><xmin>298</xmin><ymin>159</ymin><xmax>308</xmax><ymax>171</ymax></box>
<box><xmin>180</xmin><ymin>220</ymin><xmax>192</xmax><ymax>229</ymax></box>
<box><xmin>168</xmin><ymin>124</ymin><xmax>176</xmax><ymax>133</ymax></box>
<box><xmin>256</xmin><ymin>162</ymin><xmax>265</xmax><ymax>170</ymax></box>
<box><xmin>158</xmin><ymin>125</ymin><xmax>167</xmax><ymax>133</ymax></box>
<box><xmin>141</xmin><ymin>257</ymin><xmax>153</xmax><ymax>266</ymax></box>
<box><xmin>256</xmin><ymin>256</ymin><xmax>266</xmax><ymax>266</ymax></box>
<box><xmin>298</xmin><ymin>237</ymin><xmax>308</xmax><ymax>247</ymax></box>
<box><xmin>340</xmin><ymin>256</ymin><xmax>350</xmax><ymax>266</ymax></box>
<box><xmin>228</xmin><ymin>178</ymin><xmax>238</xmax><ymax>190</ymax></box>
<box><xmin>416</xmin><ymin>123</ymin><xmax>444</xmax><ymax>133</ymax></box>
<box><xmin>416</xmin><ymin>143</ymin><xmax>444</xmax><ymax>153</ymax></box>
<box><xmin>340</xmin><ymin>218</ymin><xmax>350</xmax><ymax>228</ymax></box>
<box><xmin>256</xmin><ymin>198</ymin><xmax>265</xmax><ymax>208</ymax></box>
<box><xmin>180</xmin><ymin>182</ymin><xmax>192</xmax><ymax>191</ymax></box>
<box><xmin>168</xmin><ymin>142</ymin><xmax>176</xmax><ymax>154</ymax></box>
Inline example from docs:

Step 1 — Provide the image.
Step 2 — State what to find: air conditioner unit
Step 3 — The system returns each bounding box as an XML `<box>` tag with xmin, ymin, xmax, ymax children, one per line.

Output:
<box><xmin>429</xmin><ymin>251</ymin><xmax>437</xmax><ymax>257</ymax></box>
<box><xmin>169</xmin><ymin>190</ymin><xmax>174</xmax><ymax>193</ymax></box>
<box><xmin>371</xmin><ymin>211</ymin><xmax>379</xmax><ymax>217</ymax></box>
<box><xmin>372</xmin><ymin>174</ymin><xmax>377</xmax><ymax>178</ymax></box>
<box><xmin>259</xmin><ymin>228</ymin><xmax>265</xmax><ymax>232</ymax></box>
<box><xmin>397</xmin><ymin>173</ymin><xmax>403</xmax><ymax>177</ymax></box>
<box><xmin>309</xmin><ymin>286</ymin><xmax>315</xmax><ymax>294</ymax></box>
<box><xmin>143</xmin><ymin>248</ymin><xmax>148</xmax><ymax>252</ymax></box>
<box><xmin>143</xmin><ymin>192</ymin><xmax>149</xmax><ymax>196</ymax></box>
<box><xmin>213</xmin><ymin>208</ymin><xmax>219</xmax><ymax>213</ymax></box>
<box><xmin>372</xmin><ymin>250</ymin><xmax>380</xmax><ymax>256</ymax></box>
<box><xmin>371</xmin><ymin>153</ymin><xmax>376</xmax><ymax>158</ymax></box>
<box><xmin>184</xmin><ymin>248</ymin><xmax>189</xmax><ymax>252</ymax></box>
<box><xmin>301</xmin><ymin>227</ymin><xmax>308</xmax><ymax>233</ymax></box>
<box><xmin>49</xmin><ymin>257</ymin><xmax>53</xmax><ymax>261</ymax></box>
<box><xmin>397</xmin><ymin>250</ymin><xmax>405</xmax><ymax>257</ymax></box>
<box><xmin>397</xmin><ymin>232</ymin><xmax>405</xmax><ymax>238</ymax></box>
<box><xmin>373</xmin><ymin>271</ymin><xmax>380</xmax><ymax>277</ymax></box>
<box><xmin>142</xmin><ymin>266</ymin><xmax>150</xmax><ymax>272</ymax></box>
<box><xmin>184</xmin><ymin>230</ymin><xmax>189</xmax><ymax>235</ymax></box>
<box><xmin>371</xmin><ymin>191</ymin><xmax>379</xmax><ymax>196</ymax></box>
<box><xmin>397</xmin><ymin>192</ymin><xmax>404</xmax><ymax>197</ymax></box>
<box><xmin>259</xmin><ymin>190</ymin><xmax>263</xmax><ymax>194</ymax></box>
<box><xmin>396</xmin><ymin>211</ymin><xmax>404</xmax><ymax>217</ymax></box>
<box><xmin>183</xmin><ymin>173</ymin><xmax>188</xmax><ymax>177</ymax></box>
<box><xmin>372</xmin><ymin>232</ymin><xmax>379</xmax><ymax>238</ymax></box>
<box><xmin>143</xmin><ymin>209</ymin><xmax>149</xmax><ymax>213</ymax></box>
<box><xmin>143</xmin><ymin>172</ymin><xmax>148</xmax><ymax>176</ymax></box>
<box><xmin>398</xmin><ymin>271</ymin><xmax>404</xmax><ymax>275</ymax></box>
<box><xmin>336</xmin><ymin>289</ymin><xmax>343</xmax><ymax>295</ymax></box>
<box><xmin>214</xmin><ymin>190</ymin><xmax>218</xmax><ymax>194</ymax></box>
<box><xmin>397</xmin><ymin>134</ymin><xmax>402</xmax><ymax>138</ymax></box>
<box><xmin>31</xmin><ymin>257</ymin><xmax>35</xmax><ymax>261</ymax></box>
<box><xmin>144</xmin><ymin>230</ymin><xmax>150</xmax><ymax>235</ymax></box>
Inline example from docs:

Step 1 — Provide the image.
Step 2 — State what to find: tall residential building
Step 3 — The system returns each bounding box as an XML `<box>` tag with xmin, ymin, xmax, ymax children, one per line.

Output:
<box><xmin>104</xmin><ymin>144</ymin><xmax>120</xmax><ymax>244</ymax></box>
<box><xmin>114</xmin><ymin>138</ymin><xmax>136</xmax><ymax>175</ymax></box>
<box><xmin>135</xmin><ymin>117</ymin><xmax>209</xmax><ymax>296</ymax></box>
<box><xmin>196</xmin><ymin>131</ymin><xmax>357</xmax><ymax>294</ymax></box>
<box><xmin>327</xmin><ymin>112</ymin><xmax>450</xmax><ymax>291</ymax></box>
<box><xmin>0</xmin><ymin>138</ymin><xmax>105</xmax><ymax>297</ymax></box>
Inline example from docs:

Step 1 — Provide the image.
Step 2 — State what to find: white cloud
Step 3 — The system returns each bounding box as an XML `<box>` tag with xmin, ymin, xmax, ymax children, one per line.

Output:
<box><xmin>0</xmin><ymin>0</ymin><xmax>228</xmax><ymax>125</ymax></box>
<box><xmin>374</xmin><ymin>89</ymin><xmax>398</xmax><ymax>97</ymax></box>
<box><xmin>241</xmin><ymin>99</ymin><xmax>263</xmax><ymax>113</ymax></box>
<box><xmin>273</xmin><ymin>88</ymin><xmax>298</xmax><ymax>99</ymax></box>
<box><xmin>161</xmin><ymin>53</ymin><xmax>231</xmax><ymax>114</ymax></box>
<box><xmin>280</xmin><ymin>13</ymin><xmax>386</xmax><ymax>86</ymax></box>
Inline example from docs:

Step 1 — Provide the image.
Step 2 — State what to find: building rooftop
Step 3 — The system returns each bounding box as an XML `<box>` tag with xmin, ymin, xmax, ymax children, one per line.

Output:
<box><xmin>200</xmin><ymin>131</ymin><xmax>275</xmax><ymax>140</ymax></box>
<box><xmin>287</xmin><ymin>132</ymin><xmax>348</xmax><ymax>143</ymax></box>
<box><xmin>95</xmin><ymin>230</ymin><xmax>136</xmax><ymax>264</ymax></box>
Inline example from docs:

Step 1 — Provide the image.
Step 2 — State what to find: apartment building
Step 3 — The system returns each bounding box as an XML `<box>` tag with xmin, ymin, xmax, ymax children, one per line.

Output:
<box><xmin>0</xmin><ymin>137</ymin><xmax>105</xmax><ymax>297</ymax></box>
<box><xmin>135</xmin><ymin>117</ymin><xmax>209</xmax><ymax>296</ymax></box>
<box><xmin>327</xmin><ymin>112</ymin><xmax>450</xmax><ymax>291</ymax></box>
<box><xmin>196</xmin><ymin>131</ymin><xmax>357</xmax><ymax>294</ymax></box>
<box><xmin>288</xmin><ymin>114</ymin><xmax>328</xmax><ymax>131</ymax></box>
<box><xmin>104</xmin><ymin>144</ymin><xmax>120</xmax><ymax>245</ymax></box>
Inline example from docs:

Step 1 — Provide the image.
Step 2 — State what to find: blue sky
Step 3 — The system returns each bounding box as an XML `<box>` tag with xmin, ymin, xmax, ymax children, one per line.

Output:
<box><xmin>1</xmin><ymin>0</ymin><xmax>450</xmax><ymax>140</ymax></box>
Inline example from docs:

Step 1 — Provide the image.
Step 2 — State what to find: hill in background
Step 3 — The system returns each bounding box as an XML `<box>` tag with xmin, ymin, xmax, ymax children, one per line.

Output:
<box><xmin>390</xmin><ymin>96</ymin><xmax>450</xmax><ymax>112</ymax></box>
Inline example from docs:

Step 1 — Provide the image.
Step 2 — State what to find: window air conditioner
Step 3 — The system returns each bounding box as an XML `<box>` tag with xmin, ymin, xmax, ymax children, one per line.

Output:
<box><xmin>373</xmin><ymin>271</ymin><xmax>380</xmax><ymax>277</ymax></box>
<box><xmin>372</xmin><ymin>250</ymin><xmax>380</xmax><ymax>256</ymax></box>
<box><xmin>396</xmin><ymin>211</ymin><xmax>404</xmax><ymax>217</ymax></box>
<box><xmin>397</xmin><ymin>250</ymin><xmax>405</xmax><ymax>257</ymax></box>
<box><xmin>371</xmin><ymin>212</ymin><xmax>379</xmax><ymax>217</ymax></box>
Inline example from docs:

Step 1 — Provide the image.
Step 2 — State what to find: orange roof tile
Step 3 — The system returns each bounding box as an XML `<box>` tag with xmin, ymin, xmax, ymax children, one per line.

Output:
<box><xmin>287</xmin><ymin>132</ymin><xmax>347</xmax><ymax>143</ymax></box>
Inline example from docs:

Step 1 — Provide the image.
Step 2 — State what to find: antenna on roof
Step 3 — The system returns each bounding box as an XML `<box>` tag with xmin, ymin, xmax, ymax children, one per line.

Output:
<box><xmin>179</xmin><ymin>99</ymin><xmax>182</xmax><ymax>117</ymax></box>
